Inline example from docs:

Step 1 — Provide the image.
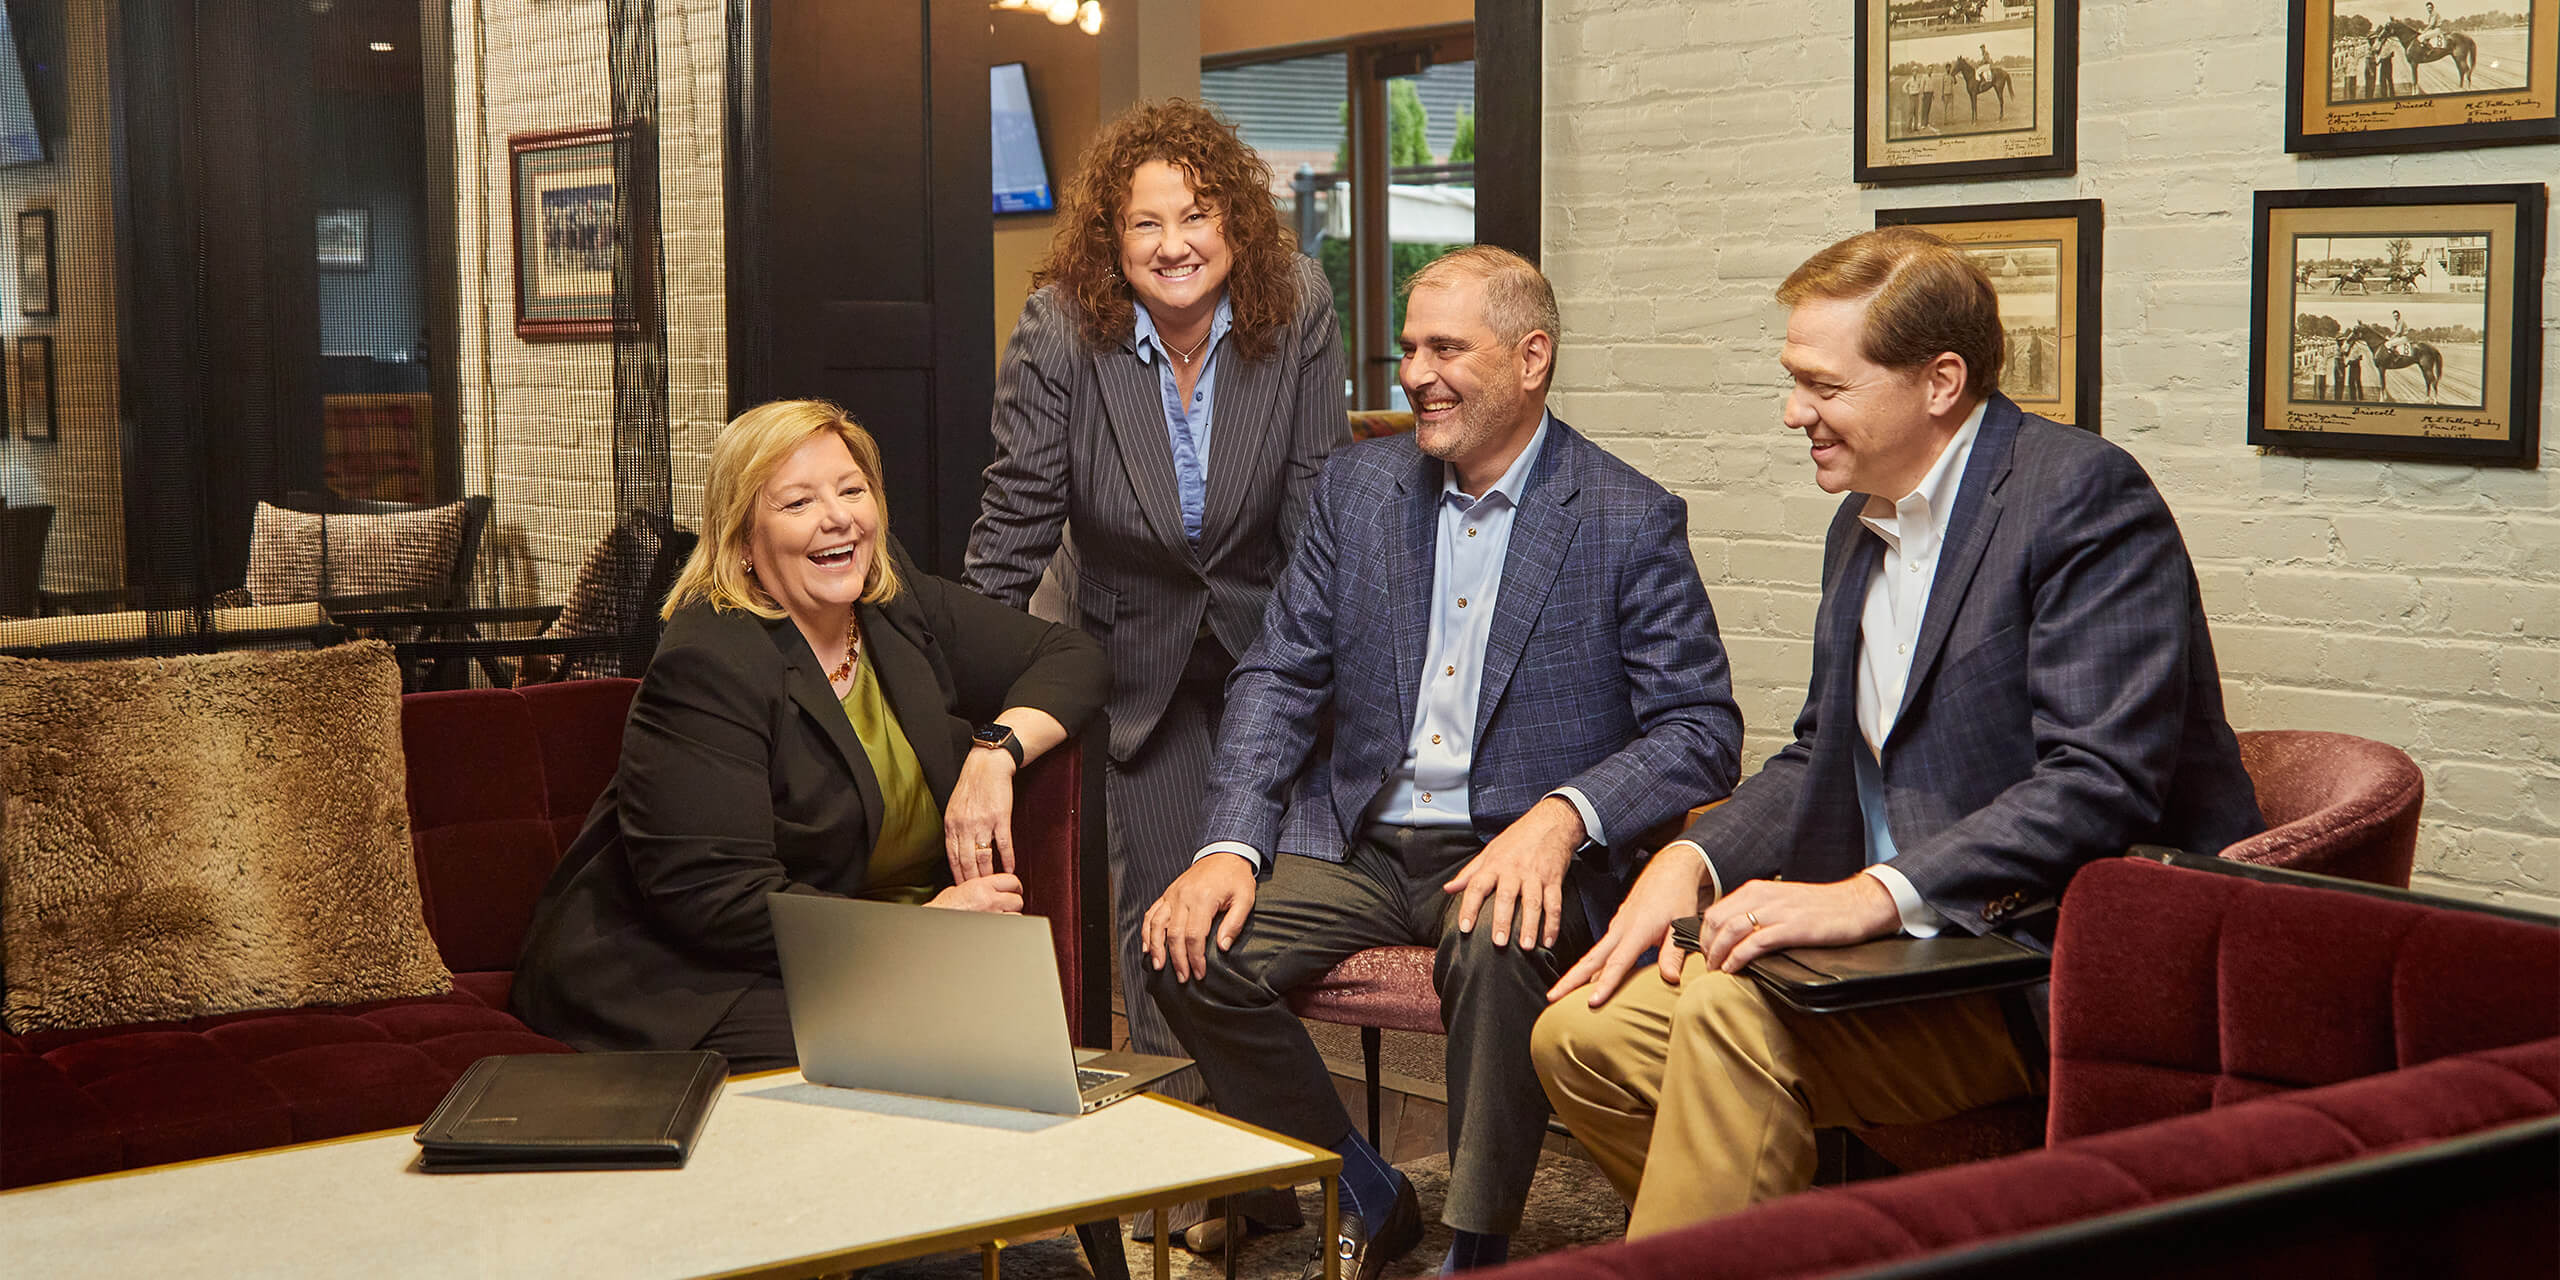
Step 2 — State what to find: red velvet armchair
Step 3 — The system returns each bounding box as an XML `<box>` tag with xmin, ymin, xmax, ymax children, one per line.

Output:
<box><xmin>1847</xmin><ymin>728</ymin><xmax>2430</xmax><ymax>1175</ymax></box>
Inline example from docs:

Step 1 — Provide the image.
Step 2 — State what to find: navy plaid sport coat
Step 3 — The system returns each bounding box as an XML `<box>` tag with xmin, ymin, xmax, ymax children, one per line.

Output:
<box><xmin>1197</xmin><ymin>416</ymin><xmax>1745</xmax><ymax>926</ymax></box>
<box><xmin>1681</xmin><ymin>395</ymin><xmax>2264</xmax><ymax>942</ymax></box>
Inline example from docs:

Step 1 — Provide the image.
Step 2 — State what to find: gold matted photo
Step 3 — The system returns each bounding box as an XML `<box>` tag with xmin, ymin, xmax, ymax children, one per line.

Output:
<box><xmin>1878</xmin><ymin>199</ymin><xmax>2101</xmax><ymax>431</ymax></box>
<box><xmin>2249</xmin><ymin>183</ymin><xmax>2544</xmax><ymax>466</ymax></box>
<box><xmin>1855</xmin><ymin>0</ymin><xmax>2076</xmax><ymax>183</ymax></box>
<box><xmin>2288</xmin><ymin>0</ymin><xmax>2559</xmax><ymax>153</ymax></box>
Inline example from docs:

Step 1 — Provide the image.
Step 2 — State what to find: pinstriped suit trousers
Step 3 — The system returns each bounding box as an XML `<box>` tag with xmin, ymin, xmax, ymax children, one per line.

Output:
<box><xmin>1106</xmin><ymin>632</ymin><xmax>1235</xmax><ymax>1105</ymax></box>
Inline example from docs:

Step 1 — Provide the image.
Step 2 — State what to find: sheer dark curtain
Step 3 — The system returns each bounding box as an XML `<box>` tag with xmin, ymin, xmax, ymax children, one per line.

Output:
<box><xmin>0</xmin><ymin>0</ymin><xmax>678</xmax><ymax>678</ymax></box>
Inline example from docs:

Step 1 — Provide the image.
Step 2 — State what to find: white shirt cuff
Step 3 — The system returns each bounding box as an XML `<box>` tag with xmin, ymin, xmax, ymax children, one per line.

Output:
<box><xmin>1194</xmin><ymin>841</ymin><xmax>1263</xmax><ymax>872</ymax></box>
<box><xmin>1862</xmin><ymin>864</ymin><xmax>1945</xmax><ymax>938</ymax></box>
<box><xmin>1661</xmin><ymin>839</ymin><xmax>1723</xmax><ymax>905</ymax></box>
<box><xmin>1546</xmin><ymin>787</ymin><xmax>1605</xmax><ymax>847</ymax></box>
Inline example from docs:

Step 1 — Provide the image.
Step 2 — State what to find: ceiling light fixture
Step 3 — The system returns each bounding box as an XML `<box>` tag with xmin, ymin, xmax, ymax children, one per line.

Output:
<box><xmin>989</xmin><ymin>0</ymin><xmax>1102</xmax><ymax>35</ymax></box>
<box><xmin>368</xmin><ymin>41</ymin><xmax>396</xmax><ymax>52</ymax></box>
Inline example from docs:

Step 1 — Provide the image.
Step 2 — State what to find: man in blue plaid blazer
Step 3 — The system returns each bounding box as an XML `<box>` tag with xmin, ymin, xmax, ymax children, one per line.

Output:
<box><xmin>1533</xmin><ymin>228</ymin><xmax>2265</xmax><ymax>1238</ymax></box>
<box><xmin>1142</xmin><ymin>247</ymin><xmax>1744</xmax><ymax>1277</ymax></box>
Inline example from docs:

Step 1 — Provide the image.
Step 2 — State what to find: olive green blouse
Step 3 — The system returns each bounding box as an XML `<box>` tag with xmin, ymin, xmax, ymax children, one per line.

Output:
<box><xmin>840</xmin><ymin>647</ymin><xmax>945</xmax><ymax>904</ymax></box>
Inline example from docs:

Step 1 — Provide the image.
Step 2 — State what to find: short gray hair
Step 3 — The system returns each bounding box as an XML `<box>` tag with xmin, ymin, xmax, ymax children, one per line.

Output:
<box><xmin>1404</xmin><ymin>244</ymin><xmax>1563</xmax><ymax>349</ymax></box>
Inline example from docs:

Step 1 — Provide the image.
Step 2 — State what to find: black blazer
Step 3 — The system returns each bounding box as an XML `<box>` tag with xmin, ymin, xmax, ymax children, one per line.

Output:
<box><xmin>510</xmin><ymin>548</ymin><xmax>1108</xmax><ymax>1054</ymax></box>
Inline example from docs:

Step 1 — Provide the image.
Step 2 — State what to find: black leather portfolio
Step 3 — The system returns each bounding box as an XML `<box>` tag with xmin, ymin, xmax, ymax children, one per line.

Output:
<box><xmin>1672</xmin><ymin>917</ymin><xmax>2050</xmax><ymax>1014</ymax></box>
<box><xmin>414</xmin><ymin>1050</ymin><xmax>727</xmax><ymax>1172</ymax></box>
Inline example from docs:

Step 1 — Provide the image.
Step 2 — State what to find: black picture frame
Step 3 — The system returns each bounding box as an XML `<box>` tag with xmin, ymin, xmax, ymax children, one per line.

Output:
<box><xmin>2248</xmin><ymin>183</ymin><xmax>2544</xmax><ymax>466</ymax></box>
<box><xmin>315</xmin><ymin>207</ymin><xmax>370</xmax><ymax>272</ymax></box>
<box><xmin>1878</xmin><ymin>198</ymin><xmax>2103</xmax><ymax>432</ymax></box>
<box><xmin>2285</xmin><ymin>0</ymin><xmax>2559</xmax><ymax>155</ymax></box>
<box><xmin>17</xmin><ymin>209</ymin><xmax>53</xmax><ymax>317</ymax></box>
<box><xmin>509</xmin><ymin>124</ymin><xmax>650</xmax><ymax>341</ymax></box>
<box><xmin>1854</xmin><ymin>0</ymin><xmax>2078</xmax><ymax>183</ymax></box>
<box><xmin>16</xmin><ymin>335</ymin><xmax>54</xmax><ymax>442</ymax></box>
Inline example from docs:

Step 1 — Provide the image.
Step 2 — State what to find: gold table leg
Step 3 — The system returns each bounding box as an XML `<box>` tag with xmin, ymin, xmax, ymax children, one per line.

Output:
<box><xmin>981</xmin><ymin>1241</ymin><xmax>1000</xmax><ymax>1280</ymax></box>
<box><xmin>1322</xmin><ymin>1176</ymin><xmax>1341</xmax><ymax>1280</ymax></box>
<box><xmin>1153</xmin><ymin>1205</ymin><xmax>1171</xmax><ymax>1280</ymax></box>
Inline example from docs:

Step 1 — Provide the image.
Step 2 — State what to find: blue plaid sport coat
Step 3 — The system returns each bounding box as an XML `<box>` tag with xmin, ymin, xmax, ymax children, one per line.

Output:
<box><xmin>1681</xmin><ymin>394</ymin><xmax>2264</xmax><ymax>942</ymax></box>
<box><xmin>1197</xmin><ymin>416</ymin><xmax>1745</xmax><ymax>926</ymax></box>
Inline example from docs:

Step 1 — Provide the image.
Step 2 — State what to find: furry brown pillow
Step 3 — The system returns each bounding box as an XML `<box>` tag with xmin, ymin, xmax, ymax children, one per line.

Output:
<box><xmin>0</xmin><ymin>641</ymin><xmax>453</xmax><ymax>1034</ymax></box>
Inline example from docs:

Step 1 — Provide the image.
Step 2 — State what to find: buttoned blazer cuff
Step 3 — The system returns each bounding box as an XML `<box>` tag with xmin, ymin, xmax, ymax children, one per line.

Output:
<box><xmin>1862</xmin><ymin>864</ymin><xmax>1947</xmax><ymax>938</ymax></box>
<box><xmin>1194</xmin><ymin>841</ymin><xmax>1263</xmax><ymax>873</ymax></box>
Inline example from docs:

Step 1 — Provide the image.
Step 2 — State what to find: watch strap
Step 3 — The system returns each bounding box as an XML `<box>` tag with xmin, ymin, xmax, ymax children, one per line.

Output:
<box><xmin>974</xmin><ymin>724</ymin><xmax>1024</xmax><ymax>767</ymax></box>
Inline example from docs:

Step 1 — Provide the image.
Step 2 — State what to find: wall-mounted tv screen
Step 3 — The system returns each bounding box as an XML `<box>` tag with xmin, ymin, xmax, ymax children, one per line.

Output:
<box><xmin>991</xmin><ymin>62</ymin><xmax>1053</xmax><ymax>215</ymax></box>
<box><xmin>0</xmin><ymin>5</ymin><xmax>46</xmax><ymax>168</ymax></box>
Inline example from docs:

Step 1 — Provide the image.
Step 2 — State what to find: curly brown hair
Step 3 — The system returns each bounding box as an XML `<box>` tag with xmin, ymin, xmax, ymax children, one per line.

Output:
<box><xmin>1034</xmin><ymin>99</ymin><xmax>1299</xmax><ymax>362</ymax></box>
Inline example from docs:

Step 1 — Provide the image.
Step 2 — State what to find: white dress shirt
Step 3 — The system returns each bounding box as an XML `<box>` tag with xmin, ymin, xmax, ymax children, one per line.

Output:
<box><xmin>1848</xmin><ymin>398</ymin><xmax>1986</xmax><ymax>935</ymax></box>
<box><xmin>1679</xmin><ymin>399</ymin><xmax>1986</xmax><ymax>929</ymax></box>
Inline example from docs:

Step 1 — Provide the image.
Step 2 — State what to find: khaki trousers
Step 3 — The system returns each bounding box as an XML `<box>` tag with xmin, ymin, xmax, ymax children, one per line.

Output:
<box><xmin>1530</xmin><ymin>953</ymin><xmax>2038</xmax><ymax>1239</ymax></box>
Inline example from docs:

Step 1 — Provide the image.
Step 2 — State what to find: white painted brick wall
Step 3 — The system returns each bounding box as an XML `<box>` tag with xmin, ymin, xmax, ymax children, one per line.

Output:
<box><xmin>450</xmin><ymin>0</ymin><xmax>725</xmax><ymax>605</ymax></box>
<box><xmin>1544</xmin><ymin>0</ymin><xmax>2559</xmax><ymax>910</ymax></box>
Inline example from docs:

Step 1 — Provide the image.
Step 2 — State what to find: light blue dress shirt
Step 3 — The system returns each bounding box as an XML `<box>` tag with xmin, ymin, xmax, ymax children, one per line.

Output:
<box><xmin>1131</xmin><ymin>297</ymin><xmax>1233</xmax><ymax>544</ymax></box>
<box><xmin>1370</xmin><ymin>413</ymin><xmax>1606</xmax><ymax>844</ymax></box>
<box><xmin>1196</xmin><ymin>412</ymin><xmax>1603</xmax><ymax>871</ymax></box>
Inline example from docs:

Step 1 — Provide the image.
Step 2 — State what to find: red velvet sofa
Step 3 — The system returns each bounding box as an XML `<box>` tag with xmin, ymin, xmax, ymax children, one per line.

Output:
<box><xmin>1493</xmin><ymin>853</ymin><xmax>2560</xmax><ymax>1279</ymax></box>
<box><xmin>0</xmin><ymin>677</ymin><xmax>1106</xmax><ymax>1190</ymax></box>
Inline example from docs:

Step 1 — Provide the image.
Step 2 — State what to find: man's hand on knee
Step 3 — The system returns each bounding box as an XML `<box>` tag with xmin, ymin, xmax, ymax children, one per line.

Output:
<box><xmin>1700</xmin><ymin>875</ymin><xmax>1900</xmax><ymax>973</ymax></box>
<box><xmin>1549</xmin><ymin>842</ymin><xmax>1708</xmax><ymax>1008</ymax></box>
<box><xmin>1445</xmin><ymin>796</ymin><xmax>1583</xmax><ymax>950</ymax></box>
<box><xmin>1142</xmin><ymin>853</ymin><xmax>1259</xmax><ymax>983</ymax></box>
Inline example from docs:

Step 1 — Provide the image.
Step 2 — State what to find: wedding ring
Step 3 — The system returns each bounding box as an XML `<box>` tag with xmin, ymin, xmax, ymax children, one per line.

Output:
<box><xmin>975</xmin><ymin>840</ymin><xmax>993</xmax><ymax>849</ymax></box>
<box><xmin>1746</xmin><ymin>912</ymin><xmax>1761</xmax><ymax>929</ymax></box>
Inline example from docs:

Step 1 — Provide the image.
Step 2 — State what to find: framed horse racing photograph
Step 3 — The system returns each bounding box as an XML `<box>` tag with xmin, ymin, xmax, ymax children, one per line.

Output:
<box><xmin>1877</xmin><ymin>199</ymin><xmax>2102</xmax><ymax>431</ymax></box>
<box><xmin>1855</xmin><ymin>0</ymin><xmax>2077</xmax><ymax>183</ymax></box>
<box><xmin>2287</xmin><ymin>0</ymin><xmax>2559</xmax><ymax>153</ymax></box>
<box><xmin>508</xmin><ymin>124</ymin><xmax>653</xmax><ymax>341</ymax></box>
<box><xmin>2249</xmin><ymin>183</ymin><xmax>2544</xmax><ymax>466</ymax></box>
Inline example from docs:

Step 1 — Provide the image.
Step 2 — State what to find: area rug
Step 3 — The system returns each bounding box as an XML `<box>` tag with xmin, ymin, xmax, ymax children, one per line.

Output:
<box><xmin>0</xmin><ymin>641</ymin><xmax>451</xmax><ymax>1033</ymax></box>
<box><xmin>864</xmin><ymin>1147</ymin><xmax>1629</xmax><ymax>1279</ymax></box>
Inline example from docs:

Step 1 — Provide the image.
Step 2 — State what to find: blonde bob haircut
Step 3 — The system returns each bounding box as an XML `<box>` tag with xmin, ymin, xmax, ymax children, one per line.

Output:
<box><xmin>661</xmin><ymin>398</ymin><xmax>903</xmax><ymax>620</ymax></box>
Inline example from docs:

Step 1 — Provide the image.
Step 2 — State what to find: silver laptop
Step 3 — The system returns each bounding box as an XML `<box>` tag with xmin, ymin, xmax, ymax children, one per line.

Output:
<box><xmin>767</xmin><ymin>893</ymin><xmax>1188</xmax><ymax>1115</ymax></box>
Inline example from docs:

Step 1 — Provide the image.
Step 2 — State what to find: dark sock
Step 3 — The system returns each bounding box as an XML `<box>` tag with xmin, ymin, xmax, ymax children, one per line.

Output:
<box><xmin>1327</xmin><ymin>1130</ymin><xmax>1405</xmax><ymax>1228</ymax></box>
<box><xmin>1443</xmin><ymin>1230</ymin><xmax>1510</xmax><ymax>1272</ymax></box>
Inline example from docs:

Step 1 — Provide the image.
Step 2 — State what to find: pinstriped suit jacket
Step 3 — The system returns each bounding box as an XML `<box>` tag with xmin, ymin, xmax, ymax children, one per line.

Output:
<box><xmin>1680</xmin><ymin>395</ymin><xmax>2264</xmax><ymax>943</ymax></box>
<box><xmin>965</xmin><ymin>256</ymin><xmax>1349</xmax><ymax>762</ymax></box>
<box><xmin>1199</xmin><ymin>419</ymin><xmax>1746</xmax><ymax>926</ymax></box>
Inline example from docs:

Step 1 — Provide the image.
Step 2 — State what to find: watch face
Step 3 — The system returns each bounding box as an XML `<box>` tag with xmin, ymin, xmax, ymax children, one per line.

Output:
<box><xmin>974</xmin><ymin>725</ymin><xmax>1012</xmax><ymax>746</ymax></box>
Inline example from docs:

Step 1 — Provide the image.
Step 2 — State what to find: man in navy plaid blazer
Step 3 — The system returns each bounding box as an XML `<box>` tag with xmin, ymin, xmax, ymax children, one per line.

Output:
<box><xmin>1142</xmin><ymin>247</ymin><xmax>1744</xmax><ymax>1277</ymax></box>
<box><xmin>1533</xmin><ymin>228</ymin><xmax>2265</xmax><ymax>1238</ymax></box>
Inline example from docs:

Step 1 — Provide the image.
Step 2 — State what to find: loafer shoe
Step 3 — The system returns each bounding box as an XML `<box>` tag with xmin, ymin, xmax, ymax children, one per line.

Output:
<box><xmin>1183</xmin><ymin>1187</ymin><xmax>1305</xmax><ymax>1254</ymax></box>
<box><xmin>1300</xmin><ymin>1177</ymin><xmax>1420</xmax><ymax>1280</ymax></box>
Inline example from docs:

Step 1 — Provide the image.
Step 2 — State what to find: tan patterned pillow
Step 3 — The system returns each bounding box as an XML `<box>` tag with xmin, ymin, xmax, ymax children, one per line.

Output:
<box><xmin>244</xmin><ymin>500</ymin><xmax>466</xmax><ymax>604</ymax></box>
<box><xmin>0</xmin><ymin>642</ymin><xmax>453</xmax><ymax>1033</ymax></box>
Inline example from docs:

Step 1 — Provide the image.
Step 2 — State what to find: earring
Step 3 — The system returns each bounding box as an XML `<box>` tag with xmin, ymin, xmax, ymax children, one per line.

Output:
<box><xmin>741</xmin><ymin>558</ymin><xmax>754</xmax><ymax>574</ymax></box>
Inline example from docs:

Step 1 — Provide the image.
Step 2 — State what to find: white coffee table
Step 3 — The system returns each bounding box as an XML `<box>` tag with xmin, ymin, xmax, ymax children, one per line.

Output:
<box><xmin>0</xmin><ymin>1071</ymin><xmax>1341</xmax><ymax>1280</ymax></box>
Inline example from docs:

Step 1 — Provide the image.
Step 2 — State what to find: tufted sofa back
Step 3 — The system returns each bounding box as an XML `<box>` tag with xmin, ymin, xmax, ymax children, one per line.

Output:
<box><xmin>2047</xmin><ymin>855</ymin><xmax>2558</xmax><ymax>1142</ymax></box>
<box><xmin>399</xmin><ymin>679</ymin><xmax>640</xmax><ymax>982</ymax></box>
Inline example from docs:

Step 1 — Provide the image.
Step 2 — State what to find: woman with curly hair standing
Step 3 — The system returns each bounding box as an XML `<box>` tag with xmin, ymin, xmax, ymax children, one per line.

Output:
<box><xmin>967</xmin><ymin>98</ymin><xmax>1345</xmax><ymax>1246</ymax></box>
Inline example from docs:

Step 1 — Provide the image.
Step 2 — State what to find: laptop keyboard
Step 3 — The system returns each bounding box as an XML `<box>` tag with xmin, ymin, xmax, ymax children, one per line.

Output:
<box><xmin>1077</xmin><ymin>1065</ymin><xmax>1129</xmax><ymax>1092</ymax></box>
